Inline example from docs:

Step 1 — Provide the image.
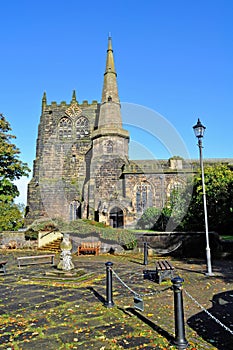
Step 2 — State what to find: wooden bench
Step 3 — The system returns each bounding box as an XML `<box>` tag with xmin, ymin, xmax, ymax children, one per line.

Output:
<box><xmin>156</xmin><ymin>260</ymin><xmax>174</xmax><ymax>284</ymax></box>
<box><xmin>17</xmin><ymin>254</ymin><xmax>55</xmax><ymax>268</ymax></box>
<box><xmin>0</xmin><ymin>261</ymin><xmax>7</xmax><ymax>275</ymax></box>
<box><xmin>143</xmin><ymin>269</ymin><xmax>157</xmax><ymax>282</ymax></box>
<box><xmin>77</xmin><ymin>242</ymin><xmax>101</xmax><ymax>256</ymax></box>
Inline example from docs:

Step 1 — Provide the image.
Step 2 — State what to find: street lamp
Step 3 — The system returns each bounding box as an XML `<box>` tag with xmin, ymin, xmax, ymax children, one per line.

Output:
<box><xmin>193</xmin><ymin>118</ymin><xmax>213</xmax><ymax>276</ymax></box>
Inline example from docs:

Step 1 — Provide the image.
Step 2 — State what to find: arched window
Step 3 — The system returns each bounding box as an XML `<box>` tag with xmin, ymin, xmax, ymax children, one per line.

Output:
<box><xmin>58</xmin><ymin>117</ymin><xmax>72</xmax><ymax>139</ymax></box>
<box><xmin>69</xmin><ymin>201</ymin><xmax>81</xmax><ymax>221</ymax></box>
<box><xmin>136</xmin><ymin>182</ymin><xmax>153</xmax><ymax>213</ymax></box>
<box><xmin>167</xmin><ymin>180</ymin><xmax>184</xmax><ymax>206</ymax></box>
<box><xmin>104</xmin><ymin>140</ymin><xmax>113</xmax><ymax>153</ymax></box>
<box><xmin>76</xmin><ymin>116</ymin><xmax>89</xmax><ymax>139</ymax></box>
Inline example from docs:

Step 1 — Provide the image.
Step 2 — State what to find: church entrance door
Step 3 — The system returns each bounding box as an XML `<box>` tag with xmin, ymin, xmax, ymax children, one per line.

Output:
<box><xmin>110</xmin><ymin>207</ymin><xmax>124</xmax><ymax>228</ymax></box>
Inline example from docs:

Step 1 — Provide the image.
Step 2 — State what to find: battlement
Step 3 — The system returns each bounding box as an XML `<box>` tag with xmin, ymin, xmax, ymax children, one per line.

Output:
<box><xmin>45</xmin><ymin>100</ymin><xmax>99</xmax><ymax>109</ymax></box>
<box><xmin>41</xmin><ymin>91</ymin><xmax>99</xmax><ymax>112</ymax></box>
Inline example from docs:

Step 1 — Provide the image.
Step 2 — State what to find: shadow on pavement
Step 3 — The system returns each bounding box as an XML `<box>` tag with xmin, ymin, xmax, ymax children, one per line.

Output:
<box><xmin>128</xmin><ymin>259</ymin><xmax>145</xmax><ymax>265</ymax></box>
<box><xmin>187</xmin><ymin>290</ymin><xmax>233</xmax><ymax>350</ymax></box>
<box><xmin>176</xmin><ymin>266</ymin><xmax>205</xmax><ymax>275</ymax></box>
<box><xmin>124</xmin><ymin>307</ymin><xmax>174</xmax><ymax>345</ymax></box>
<box><xmin>87</xmin><ymin>286</ymin><xmax>106</xmax><ymax>304</ymax></box>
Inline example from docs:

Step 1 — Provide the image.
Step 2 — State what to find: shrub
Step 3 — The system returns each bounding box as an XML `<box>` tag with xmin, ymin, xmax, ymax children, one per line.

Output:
<box><xmin>136</xmin><ymin>207</ymin><xmax>161</xmax><ymax>230</ymax></box>
<box><xmin>27</xmin><ymin>218</ymin><xmax>137</xmax><ymax>250</ymax></box>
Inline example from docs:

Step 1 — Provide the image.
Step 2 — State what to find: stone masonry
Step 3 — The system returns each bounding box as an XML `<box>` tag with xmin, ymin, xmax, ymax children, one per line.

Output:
<box><xmin>26</xmin><ymin>37</ymin><xmax>233</xmax><ymax>229</ymax></box>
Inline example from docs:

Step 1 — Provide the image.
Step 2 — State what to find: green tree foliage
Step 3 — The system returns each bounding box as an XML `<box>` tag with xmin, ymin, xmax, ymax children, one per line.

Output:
<box><xmin>165</xmin><ymin>184</ymin><xmax>192</xmax><ymax>231</ymax></box>
<box><xmin>181</xmin><ymin>164</ymin><xmax>233</xmax><ymax>234</ymax></box>
<box><xmin>0</xmin><ymin>202</ymin><xmax>25</xmax><ymax>231</ymax></box>
<box><xmin>0</xmin><ymin>114</ymin><xmax>30</xmax><ymax>230</ymax></box>
<box><xmin>136</xmin><ymin>207</ymin><xmax>161</xmax><ymax>230</ymax></box>
<box><xmin>136</xmin><ymin>165</ymin><xmax>233</xmax><ymax>234</ymax></box>
<box><xmin>136</xmin><ymin>183</ymin><xmax>191</xmax><ymax>231</ymax></box>
<box><xmin>136</xmin><ymin>206</ymin><xmax>177</xmax><ymax>231</ymax></box>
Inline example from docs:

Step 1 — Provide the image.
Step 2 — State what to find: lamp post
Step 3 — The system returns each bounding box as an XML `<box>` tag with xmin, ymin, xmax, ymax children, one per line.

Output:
<box><xmin>193</xmin><ymin>118</ymin><xmax>213</xmax><ymax>276</ymax></box>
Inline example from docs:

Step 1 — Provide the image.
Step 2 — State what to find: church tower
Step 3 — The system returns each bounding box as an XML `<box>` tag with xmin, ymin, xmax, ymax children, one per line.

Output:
<box><xmin>25</xmin><ymin>36</ymin><xmax>194</xmax><ymax>229</ymax></box>
<box><xmin>88</xmin><ymin>36</ymin><xmax>130</xmax><ymax>227</ymax></box>
<box><xmin>25</xmin><ymin>36</ymin><xmax>131</xmax><ymax>227</ymax></box>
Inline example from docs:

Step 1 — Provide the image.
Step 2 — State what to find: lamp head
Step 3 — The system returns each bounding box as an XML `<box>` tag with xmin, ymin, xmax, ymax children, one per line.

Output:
<box><xmin>193</xmin><ymin>118</ymin><xmax>206</xmax><ymax>139</ymax></box>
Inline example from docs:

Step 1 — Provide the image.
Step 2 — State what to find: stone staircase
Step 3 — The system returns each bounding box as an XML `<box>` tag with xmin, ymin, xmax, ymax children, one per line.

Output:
<box><xmin>38</xmin><ymin>238</ymin><xmax>62</xmax><ymax>252</ymax></box>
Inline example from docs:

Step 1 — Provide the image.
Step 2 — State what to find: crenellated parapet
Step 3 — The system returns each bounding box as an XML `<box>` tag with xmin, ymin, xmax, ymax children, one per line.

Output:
<box><xmin>43</xmin><ymin>100</ymin><xmax>99</xmax><ymax>110</ymax></box>
<box><xmin>41</xmin><ymin>90</ymin><xmax>99</xmax><ymax>110</ymax></box>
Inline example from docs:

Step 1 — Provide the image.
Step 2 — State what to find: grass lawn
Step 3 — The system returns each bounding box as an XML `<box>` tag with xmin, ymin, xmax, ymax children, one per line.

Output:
<box><xmin>220</xmin><ymin>235</ymin><xmax>233</xmax><ymax>241</ymax></box>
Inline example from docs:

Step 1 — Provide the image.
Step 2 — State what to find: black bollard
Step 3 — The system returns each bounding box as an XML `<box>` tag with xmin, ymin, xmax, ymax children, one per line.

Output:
<box><xmin>104</xmin><ymin>261</ymin><xmax>114</xmax><ymax>308</ymax></box>
<box><xmin>143</xmin><ymin>242</ymin><xmax>148</xmax><ymax>265</ymax></box>
<box><xmin>171</xmin><ymin>276</ymin><xmax>189</xmax><ymax>349</ymax></box>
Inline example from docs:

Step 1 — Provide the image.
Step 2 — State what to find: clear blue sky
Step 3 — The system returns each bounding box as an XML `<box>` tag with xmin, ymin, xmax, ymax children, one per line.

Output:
<box><xmin>1</xmin><ymin>0</ymin><xmax>233</xmax><ymax>203</ymax></box>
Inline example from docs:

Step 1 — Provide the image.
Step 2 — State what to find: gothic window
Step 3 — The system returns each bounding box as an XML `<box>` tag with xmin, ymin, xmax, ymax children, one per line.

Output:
<box><xmin>58</xmin><ymin>117</ymin><xmax>72</xmax><ymax>139</ymax></box>
<box><xmin>104</xmin><ymin>140</ymin><xmax>113</xmax><ymax>153</ymax></box>
<box><xmin>76</xmin><ymin>116</ymin><xmax>89</xmax><ymax>139</ymax></box>
<box><xmin>136</xmin><ymin>182</ymin><xmax>153</xmax><ymax>213</ymax></box>
<box><xmin>167</xmin><ymin>181</ymin><xmax>184</xmax><ymax>206</ymax></box>
<box><xmin>69</xmin><ymin>201</ymin><xmax>81</xmax><ymax>221</ymax></box>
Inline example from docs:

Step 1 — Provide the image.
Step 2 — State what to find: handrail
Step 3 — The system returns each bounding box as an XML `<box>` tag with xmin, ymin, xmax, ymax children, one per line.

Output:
<box><xmin>38</xmin><ymin>230</ymin><xmax>63</xmax><ymax>248</ymax></box>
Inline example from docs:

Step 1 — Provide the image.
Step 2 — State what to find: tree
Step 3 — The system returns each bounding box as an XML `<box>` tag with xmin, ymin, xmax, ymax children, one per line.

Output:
<box><xmin>181</xmin><ymin>164</ymin><xmax>233</xmax><ymax>234</ymax></box>
<box><xmin>136</xmin><ymin>206</ymin><xmax>179</xmax><ymax>231</ymax></box>
<box><xmin>136</xmin><ymin>207</ymin><xmax>161</xmax><ymax>230</ymax></box>
<box><xmin>0</xmin><ymin>113</ymin><xmax>30</xmax><ymax>230</ymax></box>
<box><xmin>136</xmin><ymin>164</ymin><xmax>233</xmax><ymax>234</ymax></box>
<box><xmin>0</xmin><ymin>202</ymin><xmax>25</xmax><ymax>231</ymax></box>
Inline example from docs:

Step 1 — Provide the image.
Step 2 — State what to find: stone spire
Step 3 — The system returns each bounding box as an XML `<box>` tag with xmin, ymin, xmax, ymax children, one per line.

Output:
<box><xmin>101</xmin><ymin>36</ymin><xmax>119</xmax><ymax>104</ymax></box>
<box><xmin>94</xmin><ymin>36</ymin><xmax>128</xmax><ymax>136</ymax></box>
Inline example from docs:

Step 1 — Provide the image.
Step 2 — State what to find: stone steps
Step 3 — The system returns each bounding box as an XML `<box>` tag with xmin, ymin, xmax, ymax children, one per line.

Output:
<box><xmin>38</xmin><ymin>238</ymin><xmax>62</xmax><ymax>252</ymax></box>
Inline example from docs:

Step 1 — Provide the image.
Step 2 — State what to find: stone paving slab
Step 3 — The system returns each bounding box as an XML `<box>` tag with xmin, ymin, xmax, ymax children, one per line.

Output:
<box><xmin>0</xmin><ymin>251</ymin><xmax>233</xmax><ymax>349</ymax></box>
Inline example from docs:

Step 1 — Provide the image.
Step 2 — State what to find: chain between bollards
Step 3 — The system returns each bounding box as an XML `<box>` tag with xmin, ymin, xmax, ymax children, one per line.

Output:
<box><xmin>104</xmin><ymin>263</ymin><xmax>188</xmax><ymax>349</ymax></box>
<box><xmin>104</xmin><ymin>261</ymin><xmax>114</xmax><ymax>308</ymax></box>
<box><xmin>171</xmin><ymin>276</ymin><xmax>189</xmax><ymax>349</ymax></box>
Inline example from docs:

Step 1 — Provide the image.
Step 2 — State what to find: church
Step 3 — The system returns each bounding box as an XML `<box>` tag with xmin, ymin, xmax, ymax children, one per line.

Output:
<box><xmin>25</xmin><ymin>37</ymin><xmax>222</xmax><ymax>228</ymax></box>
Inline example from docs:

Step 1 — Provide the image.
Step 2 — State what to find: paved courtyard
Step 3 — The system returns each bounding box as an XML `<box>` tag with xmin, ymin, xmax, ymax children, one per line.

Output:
<box><xmin>0</xmin><ymin>250</ymin><xmax>233</xmax><ymax>349</ymax></box>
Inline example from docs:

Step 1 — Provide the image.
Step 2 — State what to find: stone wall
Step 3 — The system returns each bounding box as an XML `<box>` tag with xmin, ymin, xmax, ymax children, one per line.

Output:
<box><xmin>69</xmin><ymin>233</ymin><xmax>124</xmax><ymax>254</ymax></box>
<box><xmin>26</xmin><ymin>99</ymin><xmax>99</xmax><ymax>224</ymax></box>
<box><xmin>0</xmin><ymin>231</ymin><xmax>32</xmax><ymax>249</ymax></box>
<box><xmin>136</xmin><ymin>231</ymin><xmax>223</xmax><ymax>258</ymax></box>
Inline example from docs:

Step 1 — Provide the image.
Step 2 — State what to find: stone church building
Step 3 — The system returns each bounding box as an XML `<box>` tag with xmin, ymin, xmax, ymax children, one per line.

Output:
<box><xmin>25</xmin><ymin>37</ymin><xmax>230</xmax><ymax>228</ymax></box>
